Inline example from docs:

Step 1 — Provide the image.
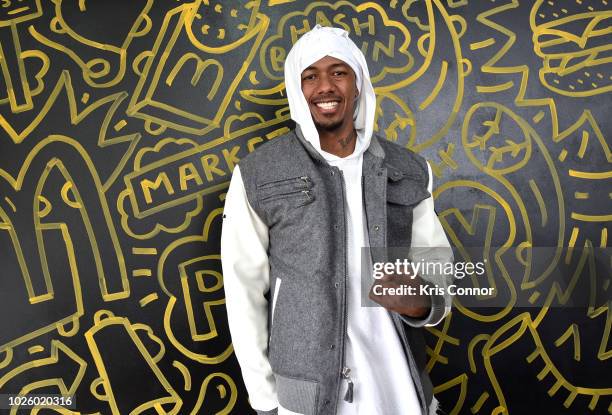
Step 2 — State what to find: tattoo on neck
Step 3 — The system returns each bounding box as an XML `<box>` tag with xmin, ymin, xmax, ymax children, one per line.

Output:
<box><xmin>338</xmin><ymin>130</ymin><xmax>355</xmax><ymax>148</ymax></box>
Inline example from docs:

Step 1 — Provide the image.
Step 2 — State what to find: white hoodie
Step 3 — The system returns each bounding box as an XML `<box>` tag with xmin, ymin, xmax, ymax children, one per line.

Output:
<box><xmin>221</xmin><ymin>25</ymin><xmax>450</xmax><ymax>414</ymax></box>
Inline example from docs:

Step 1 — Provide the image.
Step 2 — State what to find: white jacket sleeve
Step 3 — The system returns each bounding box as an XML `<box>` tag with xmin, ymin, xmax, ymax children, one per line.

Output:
<box><xmin>401</xmin><ymin>161</ymin><xmax>454</xmax><ymax>328</ymax></box>
<box><xmin>221</xmin><ymin>165</ymin><xmax>279</xmax><ymax>412</ymax></box>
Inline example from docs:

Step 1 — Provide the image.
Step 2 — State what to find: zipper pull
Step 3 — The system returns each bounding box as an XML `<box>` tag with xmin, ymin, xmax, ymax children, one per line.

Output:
<box><xmin>342</xmin><ymin>367</ymin><xmax>354</xmax><ymax>403</ymax></box>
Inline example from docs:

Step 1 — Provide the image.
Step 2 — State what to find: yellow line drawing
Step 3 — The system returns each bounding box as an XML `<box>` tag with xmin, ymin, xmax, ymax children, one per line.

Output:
<box><xmin>418</xmin><ymin>60</ymin><xmax>448</xmax><ymax>110</ymax></box>
<box><xmin>425</xmin><ymin>312</ymin><xmax>459</xmax><ymax>371</ymax></box>
<box><xmin>431</xmin><ymin>374</ymin><xmax>468</xmax><ymax>415</ymax></box>
<box><xmin>463</xmin><ymin>102</ymin><xmax>566</xmax><ymax>292</ymax></box>
<box><xmin>0</xmin><ymin>218</ymin><xmax>83</xmax><ymax>352</ymax></box>
<box><xmin>554</xmin><ymin>323</ymin><xmax>581</xmax><ymax>361</ymax></box>
<box><xmin>554</xmin><ymin>110</ymin><xmax>611</xmax><ymax>161</ymax></box>
<box><xmin>568</xmin><ymin>170</ymin><xmax>612</xmax><ymax>179</ymax></box>
<box><xmin>260</xmin><ymin>1</ymin><xmax>414</xmax><ymax>83</ymax></box>
<box><xmin>0</xmin><ymin>2</ymin><xmax>606</xmax><ymax>412</ymax></box>
<box><xmin>240</xmin><ymin>81</ymin><xmax>288</xmax><ymax>106</ymax></box>
<box><xmin>117</xmin><ymin>112</ymin><xmax>290</xmax><ymax>239</ymax></box>
<box><xmin>139</xmin><ymin>293</ymin><xmax>158</xmax><ymax>307</ymax></box>
<box><xmin>566</xmin><ymin>226</ymin><xmax>580</xmax><ymax>263</ymax></box>
<box><xmin>159</xmin><ymin>208</ymin><xmax>233</xmax><ymax>364</ymax></box>
<box><xmin>594</xmin><ymin>306</ymin><xmax>612</xmax><ymax>361</ymax></box>
<box><xmin>60</xmin><ymin>182</ymin><xmax>82</xmax><ymax>209</ymax></box>
<box><xmin>172</xmin><ymin>360</ymin><xmax>192</xmax><ymax>391</ymax></box>
<box><xmin>571</xmin><ymin>212</ymin><xmax>612</xmax><ymax>222</ymax></box>
<box><xmin>28</xmin><ymin>0</ymin><xmax>153</xmax><ymax>88</ymax></box>
<box><xmin>574</xmin><ymin>191</ymin><xmax>589</xmax><ymax>199</ymax></box>
<box><xmin>4</xmin><ymin>195</ymin><xmax>16</xmax><ymax>212</ymax></box>
<box><xmin>0</xmin><ymin>71</ymin><xmax>141</xmax><ymax>194</ymax></box>
<box><xmin>528</xmin><ymin>179</ymin><xmax>548</xmax><ymax>227</ymax></box>
<box><xmin>378</xmin><ymin>0</ymin><xmax>465</xmax><ymax>152</ymax></box>
<box><xmin>0</xmin><ymin>0</ymin><xmax>42</xmax><ymax>112</ymax></box>
<box><xmin>468</xmin><ymin>334</ymin><xmax>490</xmax><ymax>374</ymax></box>
<box><xmin>531</xmin><ymin>1</ymin><xmax>612</xmax><ymax>97</ymax></box>
<box><xmin>0</xmin><ymin>347</ymin><xmax>13</xmax><ymax>369</ymax></box>
<box><xmin>132</xmin><ymin>269</ymin><xmax>152</xmax><ymax>277</ymax></box>
<box><xmin>476</xmin><ymin>81</ymin><xmax>514</xmax><ymax>93</ymax></box>
<box><xmin>127</xmin><ymin>2</ymin><xmax>269</xmax><ymax>135</ymax></box>
<box><xmin>0</xmin><ymin>134</ymin><xmax>129</xmax><ymax>351</ymax></box>
<box><xmin>0</xmin><ymin>340</ymin><xmax>86</xmax><ymax>414</ymax></box>
<box><xmin>180</xmin><ymin>257</ymin><xmax>225</xmax><ymax>341</ymax></box>
<box><xmin>484</xmin><ymin>312</ymin><xmax>612</xmax><ymax>413</ymax></box>
<box><xmin>437</xmin><ymin>197</ymin><xmax>516</xmax><ymax>322</ymax></box>
<box><xmin>132</xmin><ymin>247</ymin><xmax>157</xmax><ymax>255</ymax></box>
<box><xmin>85</xmin><ymin>310</ymin><xmax>181</xmax><ymax>414</ymax></box>
<box><xmin>532</xmin><ymin>110</ymin><xmax>545</xmax><ymax>123</ymax></box>
<box><xmin>470</xmin><ymin>38</ymin><xmax>495</xmax><ymax>50</ymax></box>
<box><xmin>190</xmin><ymin>372</ymin><xmax>237</xmax><ymax>415</ymax></box>
<box><xmin>528</xmin><ymin>291</ymin><xmax>541</xmax><ymax>304</ymax></box>
<box><xmin>470</xmin><ymin>391</ymin><xmax>489</xmax><ymax>414</ymax></box>
<box><xmin>463</xmin><ymin>103</ymin><xmax>531</xmax><ymax>175</ymax></box>
<box><xmin>27</xmin><ymin>345</ymin><xmax>44</xmax><ymax>354</ymax></box>
<box><xmin>163</xmin><ymin>296</ymin><xmax>233</xmax><ymax>364</ymax></box>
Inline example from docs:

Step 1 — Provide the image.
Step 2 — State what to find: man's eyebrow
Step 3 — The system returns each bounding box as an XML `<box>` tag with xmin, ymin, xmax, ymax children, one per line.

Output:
<box><xmin>302</xmin><ymin>62</ymin><xmax>351</xmax><ymax>73</ymax></box>
<box><xmin>329</xmin><ymin>63</ymin><xmax>350</xmax><ymax>70</ymax></box>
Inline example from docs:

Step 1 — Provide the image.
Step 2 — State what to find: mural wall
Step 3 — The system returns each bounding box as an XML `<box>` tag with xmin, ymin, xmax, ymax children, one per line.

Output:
<box><xmin>0</xmin><ymin>0</ymin><xmax>610</xmax><ymax>413</ymax></box>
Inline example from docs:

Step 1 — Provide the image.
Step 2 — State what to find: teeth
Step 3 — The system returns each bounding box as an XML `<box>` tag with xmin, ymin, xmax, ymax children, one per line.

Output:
<box><xmin>316</xmin><ymin>102</ymin><xmax>338</xmax><ymax>110</ymax></box>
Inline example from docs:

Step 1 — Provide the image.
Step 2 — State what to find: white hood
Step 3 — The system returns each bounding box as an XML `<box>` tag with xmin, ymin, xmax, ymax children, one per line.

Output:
<box><xmin>284</xmin><ymin>24</ymin><xmax>377</xmax><ymax>161</ymax></box>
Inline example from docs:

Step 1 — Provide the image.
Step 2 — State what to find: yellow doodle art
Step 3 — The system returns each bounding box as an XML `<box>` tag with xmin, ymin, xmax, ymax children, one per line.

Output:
<box><xmin>0</xmin><ymin>1</ymin><xmax>609</xmax><ymax>413</ymax></box>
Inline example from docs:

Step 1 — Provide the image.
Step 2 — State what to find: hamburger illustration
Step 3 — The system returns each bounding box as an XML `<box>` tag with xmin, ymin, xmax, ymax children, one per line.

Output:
<box><xmin>530</xmin><ymin>0</ymin><xmax>611</xmax><ymax>97</ymax></box>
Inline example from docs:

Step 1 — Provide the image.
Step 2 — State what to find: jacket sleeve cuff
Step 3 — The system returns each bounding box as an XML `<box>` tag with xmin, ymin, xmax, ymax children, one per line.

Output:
<box><xmin>399</xmin><ymin>292</ymin><xmax>448</xmax><ymax>328</ymax></box>
<box><xmin>255</xmin><ymin>408</ymin><xmax>278</xmax><ymax>415</ymax></box>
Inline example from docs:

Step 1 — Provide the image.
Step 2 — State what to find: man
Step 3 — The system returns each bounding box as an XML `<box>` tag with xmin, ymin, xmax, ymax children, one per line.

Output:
<box><xmin>221</xmin><ymin>25</ymin><xmax>453</xmax><ymax>415</ymax></box>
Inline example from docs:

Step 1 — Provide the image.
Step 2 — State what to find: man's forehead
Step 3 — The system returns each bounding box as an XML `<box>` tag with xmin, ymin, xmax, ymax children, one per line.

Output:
<box><xmin>301</xmin><ymin>56</ymin><xmax>352</xmax><ymax>72</ymax></box>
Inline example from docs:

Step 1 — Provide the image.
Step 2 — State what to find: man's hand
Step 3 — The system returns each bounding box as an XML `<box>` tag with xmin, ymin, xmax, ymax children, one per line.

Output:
<box><xmin>368</xmin><ymin>273</ymin><xmax>431</xmax><ymax>319</ymax></box>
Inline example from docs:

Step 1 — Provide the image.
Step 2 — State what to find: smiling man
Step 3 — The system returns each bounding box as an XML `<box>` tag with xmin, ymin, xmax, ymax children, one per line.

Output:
<box><xmin>221</xmin><ymin>25</ymin><xmax>453</xmax><ymax>415</ymax></box>
<box><xmin>300</xmin><ymin>55</ymin><xmax>358</xmax><ymax>156</ymax></box>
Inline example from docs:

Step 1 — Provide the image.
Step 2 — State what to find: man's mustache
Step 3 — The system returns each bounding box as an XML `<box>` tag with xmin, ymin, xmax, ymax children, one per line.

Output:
<box><xmin>311</xmin><ymin>95</ymin><xmax>342</xmax><ymax>103</ymax></box>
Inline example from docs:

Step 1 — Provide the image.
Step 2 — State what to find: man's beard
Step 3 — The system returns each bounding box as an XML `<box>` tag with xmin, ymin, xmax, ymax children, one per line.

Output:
<box><xmin>313</xmin><ymin>118</ymin><xmax>343</xmax><ymax>132</ymax></box>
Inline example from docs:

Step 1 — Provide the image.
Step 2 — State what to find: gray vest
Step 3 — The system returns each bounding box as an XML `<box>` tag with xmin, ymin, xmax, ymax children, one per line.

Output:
<box><xmin>239</xmin><ymin>127</ymin><xmax>435</xmax><ymax>415</ymax></box>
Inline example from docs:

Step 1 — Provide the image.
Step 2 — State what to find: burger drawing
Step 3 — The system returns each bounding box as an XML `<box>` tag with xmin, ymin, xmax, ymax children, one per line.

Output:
<box><xmin>530</xmin><ymin>0</ymin><xmax>611</xmax><ymax>97</ymax></box>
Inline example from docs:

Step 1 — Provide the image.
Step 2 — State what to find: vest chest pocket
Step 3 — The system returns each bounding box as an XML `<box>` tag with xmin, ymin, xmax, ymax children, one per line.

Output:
<box><xmin>386</xmin><ymin>172</ymin><xmax>430</xmax><ymax>206</ymax></box>
<box><xmin>257</xmin><ymin>175</ymin><xmax>315</xmax><ymax>209</ymax></box>
<box><xmin>386</xmin><ymin>172</ymin><xmax>430</xmax><ymax>246</ymax></box>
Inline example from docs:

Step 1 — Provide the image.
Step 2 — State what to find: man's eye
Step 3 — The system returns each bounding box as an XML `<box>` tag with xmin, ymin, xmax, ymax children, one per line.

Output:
<box><xmin>333</xmin><ymin>71</ymin><xmax>347</xmax><ymax>77</ymax></box>
<box><xmin>302</xmin><ymin>74</ymin><xmax>316</xmax><ymax>81</ymax></box>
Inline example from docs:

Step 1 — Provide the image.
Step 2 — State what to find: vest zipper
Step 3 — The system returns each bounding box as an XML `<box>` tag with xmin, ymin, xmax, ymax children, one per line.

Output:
<box><xmin>256</xmin><ymin>175</ymin><xmax>311</xmax><ymax>189</ymax></box>
<box><xmin>342</xmin><ymin>366</ymin><xmax>354</xmax><ymax>403</ymax></box>
<box><xmin>259</xmin><ymin>189</ymin><xmax>312</xmax><ymax>202</ymax></box>
<box><xmin>334</xmin><ymin>168</ymin><xmax>351</xmax><ymax>412</ymax></box>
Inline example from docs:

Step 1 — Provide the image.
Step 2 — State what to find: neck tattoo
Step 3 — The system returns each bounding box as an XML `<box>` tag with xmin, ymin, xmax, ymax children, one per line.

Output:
<box><xmin>338</xmin><ymin>129</ymin><xmax>356</xmax><ymax>149</ymax></box>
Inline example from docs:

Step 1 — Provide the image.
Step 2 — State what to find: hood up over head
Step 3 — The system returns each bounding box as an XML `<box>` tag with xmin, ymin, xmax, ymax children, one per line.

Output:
<box><xmin>284</xmin><ymin>24</ymin><xmax>377</xmax><ymax>160</ymax></box>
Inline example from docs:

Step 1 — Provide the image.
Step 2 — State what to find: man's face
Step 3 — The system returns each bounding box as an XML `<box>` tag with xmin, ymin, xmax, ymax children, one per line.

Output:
<box><xmin>300</xmin><ymin>56</ymin><xmax>358</xmax><ymax>132</ymax></box>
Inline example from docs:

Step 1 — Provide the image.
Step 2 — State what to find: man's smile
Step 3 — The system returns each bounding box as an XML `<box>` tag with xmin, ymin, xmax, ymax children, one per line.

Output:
<box><xmin>315</xmin><ymin>101</ymin><xmax>339</xmax><ymax>111</ymax></box>
<box><xmin>312</xmin><ymin>96</ymin><xmax>342</xmax><ymax>115</ymax></box>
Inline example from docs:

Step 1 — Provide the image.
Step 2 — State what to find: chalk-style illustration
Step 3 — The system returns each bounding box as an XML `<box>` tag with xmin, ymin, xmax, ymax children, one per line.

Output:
<box><xmin>0</xmin><ymin>1</ymin><xmax>609</xmax><ymax>413</ymax></box>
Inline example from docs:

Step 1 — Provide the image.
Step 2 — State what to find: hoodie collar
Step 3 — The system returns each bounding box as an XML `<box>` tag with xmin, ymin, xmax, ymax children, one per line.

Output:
<box><xmin>294</xmin><ymin>124</ymin><xmax>384</xmax><ymax>165</ymax></box>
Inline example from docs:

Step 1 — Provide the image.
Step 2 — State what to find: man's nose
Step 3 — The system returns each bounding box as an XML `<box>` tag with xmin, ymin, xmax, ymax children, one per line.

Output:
<box><xmin>316</xmin><ymin>74</ymin><xmax>335</xmax><ymax>94</ymax></box>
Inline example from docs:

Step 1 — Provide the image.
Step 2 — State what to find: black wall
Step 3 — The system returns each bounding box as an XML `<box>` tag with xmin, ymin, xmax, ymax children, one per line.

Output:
<box><xmin>0</xmin><ymin>1</ymin><xmax>610</xmax><ymax>414</ymax></box>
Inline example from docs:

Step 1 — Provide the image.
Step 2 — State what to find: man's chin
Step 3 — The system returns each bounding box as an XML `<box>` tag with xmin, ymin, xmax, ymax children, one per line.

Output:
<box><xmin>313</xmin><ymin>119</ymin><xmax>343</xmax><ymax>132</ymax></box>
